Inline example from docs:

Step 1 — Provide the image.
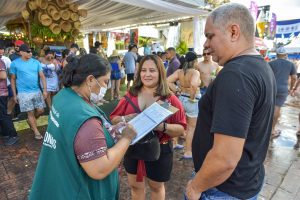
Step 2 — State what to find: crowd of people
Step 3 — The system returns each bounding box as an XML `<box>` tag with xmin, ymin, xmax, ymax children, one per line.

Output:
<box><xmin>0</xmin><ymin>2</ymin><xmax>300</xmax><ymax>200</ymax></box>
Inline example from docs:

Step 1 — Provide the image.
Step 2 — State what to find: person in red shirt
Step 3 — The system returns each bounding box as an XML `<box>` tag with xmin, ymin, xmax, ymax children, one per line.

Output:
<box><xmin>110</xmin><ymin>55</ymin><xmax>186</xmax><ymax>200</ymax></box>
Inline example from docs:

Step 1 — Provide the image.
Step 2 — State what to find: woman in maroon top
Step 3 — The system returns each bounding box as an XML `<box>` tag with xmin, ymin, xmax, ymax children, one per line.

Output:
<box><xmin>110</xmin><ymin>55</ymin><xmax>186</xmax><ymax>200</ymax></box>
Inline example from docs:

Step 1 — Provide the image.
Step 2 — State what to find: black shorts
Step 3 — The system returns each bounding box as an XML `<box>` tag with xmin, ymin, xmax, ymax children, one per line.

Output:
<box><xmin>127</xmin><ymin>73</ymin><xmax>134</xmax><ymax>81</ymax></box>
<box><xmin>7</xmin><ymin>85</ymin><xmax>13</xmax><ymax>98</ymax></box>
<box><xmin>124</xmin><ymin>142</ymin><xmax>173</xmax><ymax>182</ymax></box>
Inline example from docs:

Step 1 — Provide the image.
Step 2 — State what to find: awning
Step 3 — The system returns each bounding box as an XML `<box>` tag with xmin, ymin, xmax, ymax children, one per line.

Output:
<box><xmin>255</xmin><ymin>37</ymin><xmax>268</xmax><ymax>50</ymax></box>
<box><xmin>0</xmin><ymin>0</ymin><xmax>208</xmax><ymax>32</ymax></box>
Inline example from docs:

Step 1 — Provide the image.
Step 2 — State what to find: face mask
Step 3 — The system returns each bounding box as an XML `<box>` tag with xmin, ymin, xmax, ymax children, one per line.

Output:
<box><xmin>89</xmin><ymin>78</ymin><xmax>107</xmax><ymax>103</ymax></box>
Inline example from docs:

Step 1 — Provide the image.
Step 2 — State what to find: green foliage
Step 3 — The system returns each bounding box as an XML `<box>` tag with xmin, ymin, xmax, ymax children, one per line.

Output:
<box><xmin>31</xmin><ymin>23</ymin><xmax>72</xmax><ymax>40</ymax></box>
<box><xmin>139</xmin><ymin>36</ymin><xmax>152</xmax><ymax>47</ymax></box>
<box><xmin>176</xmin><ymin>40</ymin><xmax>188</xmax><ymax>55</ymax></box>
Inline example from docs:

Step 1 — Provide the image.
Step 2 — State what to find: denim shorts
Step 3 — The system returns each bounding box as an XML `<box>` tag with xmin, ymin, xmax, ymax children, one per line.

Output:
<box><xmin>179</xmin><ymin>93</ymin><xmax>201</xmax><ymax>118</ymax></box>
<box><xmin>275</xmin><ymin>94</ymin><xmax>287</xmax><ymax>107</ymax></box>
<box><xmin>18</xmin><ymin>92</ymin><xmax>46</xmax><ymax>112</ymax></box>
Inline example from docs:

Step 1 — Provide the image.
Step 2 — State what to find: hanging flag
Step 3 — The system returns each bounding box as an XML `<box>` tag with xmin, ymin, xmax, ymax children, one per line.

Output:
<box><xmin>256</xmin><ymin>11</ymin><xmax>266</xmax><ymax>38</ymax></box>
<box><xmin>249</xmin><ymin>1</ymin><xmax>258</xmax><ymax>21</ymax></box>
<box><xmin>256</xmin><ymin>5</ymin><xmax>270</xmax><ymax>38</ymax></box>
<box><xmin>268</xmin><ymin>13</ymin><xmax>277</xmax><ymax>39</ymax></box>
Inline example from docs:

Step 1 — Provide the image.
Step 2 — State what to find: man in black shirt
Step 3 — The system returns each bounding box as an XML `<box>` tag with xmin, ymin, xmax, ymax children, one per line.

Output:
<box><xmin>186</xmin><ymin>3</ymin><xmax>276</xmax><ymax>200</ymax></box>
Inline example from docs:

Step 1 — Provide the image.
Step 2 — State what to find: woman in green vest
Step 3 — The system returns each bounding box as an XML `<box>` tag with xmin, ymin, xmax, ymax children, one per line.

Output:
<box><xmin>29</xmin><ymin>54</ymin><xmax>136</xmax><ymax>200</ymax></box>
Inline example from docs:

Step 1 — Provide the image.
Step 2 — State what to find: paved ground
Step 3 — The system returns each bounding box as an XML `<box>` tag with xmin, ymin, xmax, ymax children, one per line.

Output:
<box><xmin>0</xmin><ymin>97</ymin><xmax>299</xmax><ymax>200</ymax></box>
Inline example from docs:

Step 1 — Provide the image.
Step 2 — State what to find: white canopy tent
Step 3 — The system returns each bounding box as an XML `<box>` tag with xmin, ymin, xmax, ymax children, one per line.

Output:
<box><xmin>0</xmin><ymin>0</ymin><xmax>208</xmax><ymax>54</ymax></box>
<box><xmin>0</xmin><ymin>0</ymin><xmax>208</xmax><ymax>31</ymax></box>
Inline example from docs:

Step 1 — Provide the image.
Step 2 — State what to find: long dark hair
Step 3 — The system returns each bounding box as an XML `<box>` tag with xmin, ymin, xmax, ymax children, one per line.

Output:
<box><xmin>129</xmin><ymin>55</ymin><xmax>171</xmax><ymax>98</ymax></box>
<box><xmin>62</xmin><ymin>54</ymin><xmax>111</xmax><ymax>87</ymax></box>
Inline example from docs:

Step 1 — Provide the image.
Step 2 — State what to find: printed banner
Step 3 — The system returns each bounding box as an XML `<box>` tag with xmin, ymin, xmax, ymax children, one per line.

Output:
<box><xmin>275</xmin><ymin>19</ymin><xmax>300</xmax><ymax>38</ymax></box>
<box><xmin>270</xmin><ymin>13</ymin><xmax>277</xmax><ymax>33</ymax></box>
<box><xmin>130</xmin><ymin>29</ymin><xmax>138</xmax><ymax>45</ymax></box>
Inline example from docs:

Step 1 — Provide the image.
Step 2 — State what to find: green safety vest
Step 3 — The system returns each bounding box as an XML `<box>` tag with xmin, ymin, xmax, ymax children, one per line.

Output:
<box><xmin>29</xmin><ymin>87</ymin><xmax>119</xmax><ymax>200</ymax></box>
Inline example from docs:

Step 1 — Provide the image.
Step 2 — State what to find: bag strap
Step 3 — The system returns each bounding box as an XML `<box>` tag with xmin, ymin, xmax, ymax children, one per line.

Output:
<box><xmin>124</xmin><ymin>95</ymin><xmax>140</xmax><ymax>113</ymax></box>
<box><xmin>93</xmin><ymin>104</ymin><xmax>112</xmax><ymax>124</ymax></box>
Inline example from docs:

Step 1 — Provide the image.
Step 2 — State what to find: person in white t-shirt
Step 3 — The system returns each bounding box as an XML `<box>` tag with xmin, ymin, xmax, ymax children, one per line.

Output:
<box><xmin>0</xmin><ymin>45</ymin><xmax>15</xmax><ymax>115</ymax></box>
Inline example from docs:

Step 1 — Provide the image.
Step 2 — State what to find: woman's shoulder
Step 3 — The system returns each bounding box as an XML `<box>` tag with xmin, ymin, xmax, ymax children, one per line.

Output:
<box><xmin>166</xmin><ymin>94</ymin><xmax>180</xmax><ymax>103</ymax></box>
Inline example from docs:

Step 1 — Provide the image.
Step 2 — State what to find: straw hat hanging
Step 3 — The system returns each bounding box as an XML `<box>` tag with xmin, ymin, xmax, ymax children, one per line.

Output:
<box><xmin>47</xmin><ymin>3</ymin><xmax>58</xmax><ymax>15</ymax></box>
<box><xmin>46</xmin><ymin>3</ymin><xmax>61</xmax><ymax>21</ymax></box>
<box><xmin>74</xmin><ymin>21</ymin><xmax>81</xmax><ymax>29</ymax></box>
<box><xmin>70</xmin><ymin>13</ymin><xmax>79</xmax><ymax>21</ymax></box>
<box><xmin>21</xmin><ymin>10</ymin><xmax>30</xmax><ymax>20</ymax></box>
<box><xmin>50</xmin><ymin>23</ymin><xmax>61</xmax><ymax>34</ymax></box>
<box><xmin>28</xmin><ymin>0</ymin><xmax>37</xmax><ymax>11</ymax></box>
<box><xmin>60</xmin><ymin>20</ymin><xmax>72</xmax><ymax>32</ymax></box>
<box><xmin>71</xmin><ymin>29</ymin><xmax>80</xmax><ymax>37</ymax></box>
<box><xmin>50</xmin><ymin>11</ymin><xmax>61</xmax><ymax>21</ymax></box>
<box><xmin>36</xmin><ymin>0</ymin><xmax>48</xmax><ymax>10</ymax></box>
<box><xmin>69</xmin><ymin>3</ymin><xmax>78</xmax><ymax>12</ymax></box>
<box><xmin>78</xmin><ymin>9</ymin><xmax>87</xmax><ymax>18</ymax></box>
<box><xmin>39</xmin><ymin>13</ymin><xmax>52</xmax><ymax>26</ymax></box>
<box><xmin>60</xmin><ymin>10</ymin><xmax>71</xmax><ymax>20</ymax></box>
<box><xmin>56</xmin><ymin>0</ymin><xmax>66</xmax><ymax>8</ymax></box>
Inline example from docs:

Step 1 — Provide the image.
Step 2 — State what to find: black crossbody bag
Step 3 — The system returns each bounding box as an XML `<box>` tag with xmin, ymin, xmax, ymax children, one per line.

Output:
<box><xmin>124</xmin><ymin>95</ymin><xmax>160</xmax><ymax>161</ymax></box>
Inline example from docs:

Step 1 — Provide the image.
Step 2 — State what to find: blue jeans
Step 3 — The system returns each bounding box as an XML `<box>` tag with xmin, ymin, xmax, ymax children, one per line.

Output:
<box><xmin>200</xmin><ymin>187</ymin><xmax>259</xmax><ymax>200</ymax></box>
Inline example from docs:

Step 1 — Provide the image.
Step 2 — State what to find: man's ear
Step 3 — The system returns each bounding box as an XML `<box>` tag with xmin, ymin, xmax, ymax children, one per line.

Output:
<box><xmin>229</xmin><ymin>23</ymin><xmax>240</xmax><ymax>42</ymax></box>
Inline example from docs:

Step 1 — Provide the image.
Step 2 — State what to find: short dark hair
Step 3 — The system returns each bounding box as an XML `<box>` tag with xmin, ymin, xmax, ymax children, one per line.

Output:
<box><xmin>129</xmin><ymin>55</ymin><xmax>171</xmax><ymax>98</ymax></box>
<box><xmin>94</xmin><ymin>41</ymin><xmax>102</xmax><ymax>48</ymax></box>
<box><xmin>128</xmin><ymin>44</ymin><xmax>137</xmax><ymax>52</ymax></box>
<box><xmin>62</xmin><ymin>54</ymin><xmax>111</xmax><ymax>87</ymax></box>
<box><xmin>45</xmin><ymin>50</ymin><xmax>54</xmax><ymax>56</ymax></box>
<box><xmin>166</xmin><ymin>47</ymin><xmax>176</xmax><ymax>52</ymax></box>
<box><xmin>62</xmin><ymin>49</ymin><xmax>70</xmax><ymax>58</ymax></box>
<box><xmin>70</xmin><ymin>43</ymin><xmax>79</xmax><ymax>49</ymax></box>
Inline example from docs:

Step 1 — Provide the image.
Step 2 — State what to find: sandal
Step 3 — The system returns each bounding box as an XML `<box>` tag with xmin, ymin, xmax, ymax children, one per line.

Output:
<box><xmin>173</xmin><ymin>144</ymin><xmax>184</xmax><ymax>150</ymax></box>
<box><xmin>182</xmin><ymin>155</ymin><xmax>193</xmax><ymax>160</ymax></box>
<box><xmin>34</xmin><ymin>134</ymin><xmax>43</xmax><ymax>140</ymax></box>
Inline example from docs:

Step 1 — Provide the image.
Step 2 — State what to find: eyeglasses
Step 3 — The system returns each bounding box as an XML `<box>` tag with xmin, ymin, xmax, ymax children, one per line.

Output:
<box><xmin>26</xmin><ymin>51</ymin><xmax>32</xmax><ymax>53</ymax></box>
<box><xmin>203</xmin><ymin>53</ymin><xmax>210</xmax><ymax>56</ymax></box>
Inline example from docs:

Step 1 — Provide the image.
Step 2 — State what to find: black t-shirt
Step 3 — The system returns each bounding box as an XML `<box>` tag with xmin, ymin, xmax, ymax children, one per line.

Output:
<box><xmin>192</xmin><ymin>55</ymin><xmax>276</xmax><ymax>199</ymax></box>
